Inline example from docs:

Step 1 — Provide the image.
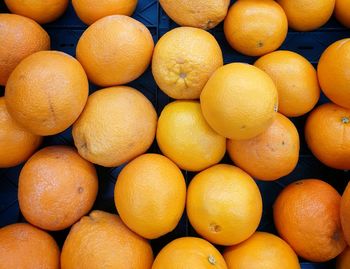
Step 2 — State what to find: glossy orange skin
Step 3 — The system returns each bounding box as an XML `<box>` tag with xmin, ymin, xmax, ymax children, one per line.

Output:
<box><xmin>337</xmin><ymin>247</ymin><xmax>350</xmax><ymax>269</ymax></box>
<box><xmin>335</xmin><ymin>0</ymin><xmax>350</xmax><ymax>28</ymax></box>
<box><xmin>340</xmin><ymin>182</ymin><xmax>350</xmax><ymax>245</ymax></box>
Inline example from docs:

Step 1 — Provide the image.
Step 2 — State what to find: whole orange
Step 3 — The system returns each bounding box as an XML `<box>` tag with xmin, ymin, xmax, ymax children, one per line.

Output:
<box><xmin>337</xmin><ymin>247</ymin><xmax>350</xmax><ymax>269</ymax></box>
<box><xmin>305</xmin><ymin>103</ymin><xmax>350</xmax><ymax>170</ymax></box>
<box><xmin>254</xmin><ymin>50</ymin><xmax>320</xmax><ymax>117</ymax></box>
<box><xmin>200</xmin><ymin>63</ymin><xmax>278</xmax><ymax>140</ymax></box>
<box><xmin>335</xmin><ymin>0</ymin><xmax>350</xmax><ymax>28</ymax></box>
<box><xmin>115</xmin><ymin>153</ymin><xmax>186</xmax><ymax>239</ymax></box>
<box><xmin>18</xmin><ymin>146</ymin><xmax>98</xmax><ymax>231</ymax></box>
<box><xmin>227</xmin><ymin>112</ymin><xmax>299</xmax><ymax>181</ymax></box>
<box><xmin>224</xmin><ymin>0</ymin><xmax>288</xmax><ymax>56</ymax></box>
<box><xmin>152</xmin><ymin>27</ymin><xmax>223</xmax><ymax>99</ymax></box>
<box><xmin>61</xmin><ymin>210</ymin><xmax>153</xmax><ymax>269</ymax></box>
<box><xmin>340</xmin><ymin>182</ymin><xmax>350</xmax><ymax>245</ymax></box>
<box><xmin>273</xmin><ymin>179</ymin><xmax>346</xmax><ymax>262</ymax></box>
<box><xmin>0</xmin><ymin>223</ymin><xmax>60</xmax><ymax>269</ymax></box>
<box><xmin>0</xmin><ymin>13</ymin><xmax>50</xmax><ymax>86</ymax></box>
<box><xmin>152</xmin><ymin>237</ymin><xmax>227</xmax><ymax>269</ymax></box>
<box><xmin>187</xmin><ymin>164</ymin><xmax>262</xmax><ymax>246</ymax></box>
<box><xmin>76</xmin><ymin>15</ymin><xmax>154</xmax><ymax>86</ymax></box>
<box><xmin>223</xmin><ymin>232</ymin><xmax>300</xmax><ymax>269</ymax></box>
<box><xmin>318</xmin><ymin>38</ymin><xmax>350</xmax><ymax>108</ymax></box>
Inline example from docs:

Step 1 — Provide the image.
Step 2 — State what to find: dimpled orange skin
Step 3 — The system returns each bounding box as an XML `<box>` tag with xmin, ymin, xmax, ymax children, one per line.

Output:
<box><xmin>5</xmin><ymin>50</ymin><xmax>89</xmax><ymax>136</ymax></box>
<box><xmin>61</xmin><ymin>210</ymin><xmax>153</xmax><ymax>269</ymax></box>
<box><xmin>200</xmin><ymin>63</ymin><xmax>278</xmax><ymax>140</ymax></box>
<box><xmin>0</xmin><ymin>97</ymin><xmax>42</xmax><ymax>168</ymax></box>
<box><xmin>341</xmin><ymin>182</ymin><xmax>350</xmax><ymax>245</ymax></box>
<box><xmin>305</xmin><ymin>103</ymin><xmax>350</xmax><ymax>170</ymax></box>
<box><xmin>115</xmin><ymin>153</ymin><xmax>186</xmax><ymax>239</ymax></box>
<box><xmin>186</xmin><ymin>164</ymin><xmax>262</xmax><ymax>246</ymax></box>
<box><xmin>0</xmin><ymin>13</ymin><xmax>50</xmax><ymax>86</ymax></box>
<box><xmin>224</xmin><ymin>0</ymin><xmax>288</xmax><ymax>57</ymax></box>
<box><xmin>273</xmin><ymin>179</ymin><xmax>346</xmax><ymax>262</ymax></box>
<box><xmin>318</xmin><ymin>39</ymin><xmax>350</xmax><ymax>109</ymax></box>
<box><xmin>335</xmin><ymin>0</ymin><xmax>350</xmax><ymax>28</ymax></box>
<box><xmin>152</xmin><ymin>237</ymin><xmax>228</xmax><ymax>269</ymax></box>
<box><xmin>337</xmin><ymin>247</ymin><xmax>350</xmax><ymax>269</ymax></box>
<box><xmin>223</xmin><ymin>232</ymin><xmax>300</xmax><ymax>269</ymax></box>
<box><xmin>18</xmin><ymin>146</ymin><xmax>98</xmax><ymax>231</ymax></box>
<box><xmin>76</xmin><ymin>15</ymin><xmax>154</xmax><ymax>87</ymax></box>
<box><xmin>227</xmin><ymin>113</ymin><xmax>300</xmax><ymax>181</ymax></box>
<box><xmin>254</xmin><ymin>50</ymin><xmax>320</xmax><ymax>117</ymax></box>
<box><xmin>0</xmin><ymin>223</ymin><xmax>60</xmax><ymax>269</ymax></box>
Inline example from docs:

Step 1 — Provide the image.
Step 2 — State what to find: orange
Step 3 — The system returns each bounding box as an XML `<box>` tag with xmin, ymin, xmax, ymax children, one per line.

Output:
<box><xmin>0</xmin><ymin>223</ymin><xmax>59</xmax><ymax>269</ymax></box>
<box><xmin>337</xmin><ymin>247</ymin><xmax>350</xmax><ymax>269</ymax></box>
<box><xmin>76</xmin><ymin>15</ymin><xmax>154</xmax><ymax>86</ymax></box>
<box><xmin>0</xmin><ymin>97</ymin><xmax>42</xmax><ymax>168</ymax></box>
<box><xmin>305</xmin><ymin>103</ymin><xmax>350</xmax><ymax>170</ymax></box>
<box><xmin>152</xmin><ymin>237</ymin><xmax>227</xmax><ymax>269</ymax></box>
<box><xmin>5</xmin><ymin>50</ymin><xmax>88</xmax><ymax>136</ymax></box>
<box><xmin>317</xmin><ymin>38</ymin><xmax>350</xmax><ymax>108</ymax></box>
<box><xmin>186</xmin><ymin>164</ymin><xmax>262</xmax><ymax>246</ymax></box>
<box><xmin>277</xmin><ymin>0</ymin><xmax>335</xmax><ymax>31</ymax></box>
<box><xmin>61</xmin><ymin>210</ymin><xmax>153</xmax><ymax>269</ymax></box>
<box><xmin>18</xmin><ymin>146</ymin><xmax>98</xmax><ymax>231</ymax></box>
<box><xmin>200</xmin><ymin>63</ymin><xmax>278</xmax><ymax>140</ymax></box>
<box><xmin>4</xmin><ymin>0</ymin><xmax>68</xmax><ymax>24</ymax></box>
<box><xmin>0</xmin><ymin>13</ymin><xmax>50</xmax><ymax>86</ymax></box>
<box><xmin>335</xmin><ymin>0</ymin><xmax>350</xmax><ymax>28</ymax></box>
<box><xmin>273</xmin><ymin>179</ymin><xmax>346</xmax><ymax>262</ymax></box>
<box><xmin>254</xmin><ymin>50</ymin><xmax>320</xmax><ymax>117</ymax></box>
<box><xmin>73</xmin><ymin>86</ymin><xmax>157</xmax><ymax>167</ymax></box>
<box><xmin>223</xmin><ymin>232</ymin><xmax>300</xmax><ymax>269</ymax></box>
<box><xmin>72</xmin><ymin>0</ymin><xmax>138</xmax><ymax>25</ymax></box>
<box><xmin>115</xmin><ymin>153</ymin><xmax>186</xmax><ymax>239</ymax></box>
<box><xmin>156</xmin><ymin>101</ymin><xmax>226</xmax><ymax>171</ymax></box>
<box><xmin>152</xmin><ymin>27</ymin><xmax>223</xmax><ymax>99</ymax></box>
<box><xmin>159</xmin><ymin>0</ymin><xmax>230</xmax><ymax>30</ymax></box>
<box><xmin>341</xmin><ymin>182</ymin><xmax>350</xmax><ymax>245</ymax></box>
<box><xmin>224</xmin><ymin>0</ymin><xmax>288</xmax><ymax>57</ymax></box>
<box><xmin>227</xmin><ymin>113</ymin><xmax>299</xmax><ymax>181</ymax></box>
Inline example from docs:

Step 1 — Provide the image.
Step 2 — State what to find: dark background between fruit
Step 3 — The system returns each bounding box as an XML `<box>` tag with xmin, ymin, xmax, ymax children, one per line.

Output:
<box><xmin>0</xmin><ymin>1</ymin><xmax>349</xmax><ymax>268</ymax></box>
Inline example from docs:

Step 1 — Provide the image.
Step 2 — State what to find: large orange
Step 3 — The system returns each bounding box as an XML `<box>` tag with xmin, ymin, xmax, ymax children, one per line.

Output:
<box><xmin>159</xmin><ymin>0</ymin><xmax>230</xmax><ymax>30</ymax></box>
<box><xmin>0</xmin><ymin>97</ymin><xmax>42</xmax><ymax>168</ymax></box>
<box><xmin>227</xmin><ymin>113</ymin><xmax>300</xmax><ymax>181</ymax></box>
<box><xmin>18</xmin><ymin>146</ymin><xmax>98</xmax><ymax>231</ymax></box>
<box><xmin>152</xmin><ymin>237</ymin><xmax>227</xmax><ymax>269</ymax></box>
<box><xmin>186</xmin><ymin>164</ymin><xmax>262</xmax><ymax>246</ymax></box>
<box><xmin>61</xmin><ymin>210</ymin><xmax>153</xmax><ymax>269</ymax></box>
<box><xmin>0</xmin><ymin>13</ymin><xmax>50</xmax><ymax>86</ymax></box>
<box><xmin>223</xmin><ymin>232</ymin><xmax>300</xmax><ymax>269</ymax></box>
<box><xmin>5</xmin><ymin>50</ymin><xmax>88</xmax><ymax>136</ymax></box>
<box><xmin>156</xmin><ymin>101</ymin><xmax>226</xmax><ymax>171</ymax></box>
<box><xmin>76</xmin><ymin>15</ymin><xmax>154</xmax><ymax>86</ymax></box>
<box><xmin>152</xmin><ymin>27</ymin><xmax>223</xmax><ymax>99</ymax></box>
<box><xmin>337</xmin><ymin>247</ymin><xmax>350</xmax><ymax>269</ymax></box>
<box><xmin>200</xmin><ymin>63</ymin><xmax>278</xmax><ymax>140</ymax></box>
<box><xmin>335</xmin><ymin>0</ymin><xmax>350</xmax><ymax>28</ymax></box>
<box><xmin>277</xmin><ymin>0</ymin><xmax>335</xmax><ymax>31</ymax></box>
<box><xmin>4</xmin><ymin>0</ymin><xmax>68</xmax><ymax>24</ymax></box>
<box><xmin>72</xmin><ymin>0</ymin><xmax>138</xmax><ymax>25</ymax></box>
<box><xmin>305</xmin><ymin>103</ymin><xmax>350</xmax><ymax>170</ymax></box>
<box><xmin>254</xmin><ymin>50</ymin><xmax>320</xmax><ymax>117</ymax></box>
<box><xmin>273</xmin><ymin>179</ymin><xmax>346</xmax><ymax>262</ymax></box>
<box><xmin>340</xmin><ymin>182</ymin><xmax>350</xmax><ymax>245</ymax></box>
<box><xmin>114</xmin><ymin>153</ymin><xmax>186</xmax><ymax>239</ymax></box>
<box><xmin>317</xmin><ymin>39</ymin><xmax>350</xmax><ymax>108</ymax></box>
<box><xmin>73</xmin><ymin>86</ymin><xmax>157</xmax><ymax>167</ymax></box>
<box><xmin>0</xmin><ymin>223</ymin><xmax>60</xmax><ymax>269</ymax></box>
<box><xmin>224</xmin><ymin>0</ymin><xmax>288</xmax><ymax>56</ymax></box>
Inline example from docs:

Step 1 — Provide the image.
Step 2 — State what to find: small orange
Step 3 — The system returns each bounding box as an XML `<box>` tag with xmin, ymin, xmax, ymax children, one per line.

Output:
<box><xmin>152</xmin><ymin>237</ymin><xmax>227</xmax><ymax>269</ymax></box>
<box><xmin>224</xmin><ymin>0</ymin><xmax>288</xmax><ymax>56</ymax></box>
<box><xmin>305</xmin><ymin>103</ymin><xmax>350</xmax><ymax>170</ymax></box>
<box><xmin>115</xmin><ymin>153</ymin><xmax>186</xmax><ymax>239</ymax></box>
<box><xmin>0</xmin><ymin>223</ymin><xmax>60</xmax><ymax>269</ymax></box>
<box><xmin>337</xmin><ymin>246</ymin><xmax>350</xmax><ymax>269</ymax></box>
<box><xmin>200</xmin><ymin>63</ymin><xmax>278</xmax><ymax>140</ymax></box>
<box><xmin>186</xmin><ymin>164</ymin><xmax>262</xmax><ymax>246</ymax></box>
<box><xmin>61</xmin><ymin>210</ymin><xmax>153</xmax><ymax>269</ymax></box>
<box><xmin>223</xmin><ymin>232</ymin><xmax>300</xmax><ymax>269</ymax></box>
<box><xmin>340</xmin><ymin>182</ymin><xmax>350</xmax><ymax>245</ymax></box>
<box><xmin>335</xmin><ymin>0</ymin><xmax>350</xmax><ymax>28</ymax></box>
<box><xmin>227</xmin><ymin>113</ymin><xmax>299</xmax><ymax>181</ymax></box>
<box><xmin>18</xmin><ymin>146</ymin><xmax>98</xmax><ymax>231</ymax></box>
<box><xmin>254</xmin><ymin>50</ymin><xmax>320</xmax><ymax>117</ymax></box>
<box><xmin>273</xmin><ymin>179</ymin><xmax>346</xmax><ymax>262</ymax></box>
